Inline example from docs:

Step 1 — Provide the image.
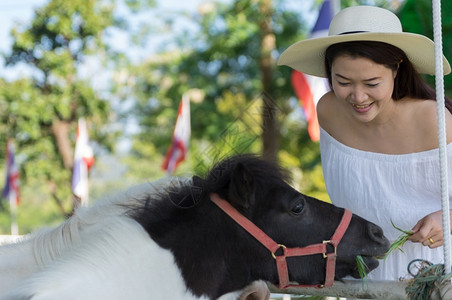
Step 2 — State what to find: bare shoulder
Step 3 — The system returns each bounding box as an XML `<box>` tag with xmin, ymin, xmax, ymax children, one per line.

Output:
<box><xmin>410</xmin><ymin>98</ymin><xmax>452</xmax><ymax>144</ymax></box>
<box><xmin>316</xmin><ymin>91</ymin><xmax>337</xmax><ymax>129</ymax></box>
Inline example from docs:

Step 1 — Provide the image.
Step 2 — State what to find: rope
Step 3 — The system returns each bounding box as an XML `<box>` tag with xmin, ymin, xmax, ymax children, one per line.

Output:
<box><xmin>406</xmin><ymin>259</ymin><xmax>452</xmax><ymax>299</ymax></box>
<box><xmin>432</xmin><ymin>0</ymin><xmax>452</xmax><ymax>273</ymax></box>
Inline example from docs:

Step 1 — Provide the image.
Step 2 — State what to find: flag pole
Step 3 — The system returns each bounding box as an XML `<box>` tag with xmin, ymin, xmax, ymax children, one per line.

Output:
<box><xmin>9</xmin><ymin>193</ymin><xmax>18</xmax><ymax>235</ymax></box>
<box><xmin>3</xmin><ymin>139</ymin><xmax>20</xmax><ymax>236</ymax></box>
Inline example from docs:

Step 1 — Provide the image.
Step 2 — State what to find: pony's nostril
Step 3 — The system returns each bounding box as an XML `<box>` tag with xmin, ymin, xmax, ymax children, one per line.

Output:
<box><xmin>367</xmin><ymin>223</ymin><xmax>385</xmax><ymax>243</ymax></box>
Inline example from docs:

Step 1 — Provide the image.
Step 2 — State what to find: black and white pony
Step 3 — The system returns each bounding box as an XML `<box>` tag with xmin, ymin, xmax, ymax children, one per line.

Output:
<box><xmin>0</xmin><ymin>154</ymin><xmax>389</xmax><ymax>299</ymax></box>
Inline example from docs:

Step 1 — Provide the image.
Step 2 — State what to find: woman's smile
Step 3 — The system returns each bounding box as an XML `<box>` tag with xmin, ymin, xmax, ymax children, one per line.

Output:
<box><xmin>331</xmin><ymin>55</ymin><xmax>397</xmax><ymax>123</ymax></box>
<box><xmin>351</xmin><ymin>102</ymin><xmax>374</xmax><ymax>113</ymax></box>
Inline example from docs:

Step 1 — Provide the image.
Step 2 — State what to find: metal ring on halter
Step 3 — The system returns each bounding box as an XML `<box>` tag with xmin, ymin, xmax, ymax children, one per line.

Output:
<box><xmin>271</xmin><ymin>244</ymin><xmax>287</xmax><ymax>259</ymax></box>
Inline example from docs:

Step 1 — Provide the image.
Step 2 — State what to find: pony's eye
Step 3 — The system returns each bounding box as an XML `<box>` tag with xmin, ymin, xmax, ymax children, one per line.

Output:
<box><xmin>290</xmin><ymin>203</ymin><xmax>304</xmax><ymax>215</ymax></box>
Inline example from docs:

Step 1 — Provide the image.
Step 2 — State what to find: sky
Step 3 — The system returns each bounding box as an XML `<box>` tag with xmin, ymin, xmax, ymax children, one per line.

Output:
<box><xmin>0</xmin><ymin>0</ymin><xmax>314</xmax><ymax>59</ymax></box>
<box><xmin>0</xmin><ymin>0</ymin><xmax>317</xmax><ymax>93</ymax></box>
<box><xmin>0</xmin><ymin>0</ymin><xmax>47</xmax><ymax>53</ymax></box>
<box><xmin>0</xmin><ymin>0</ymin><xmax>226</xmax><ymax>79</ymax></box>
<box><xmin>0</xmin><ymin>0</ymin><xmax>213</xmax><ymax>52</ymax></box>
<box><xmin>0</xmin><ymin>0</ymin><xmax>48</xmax><ymax>79</ymax></box>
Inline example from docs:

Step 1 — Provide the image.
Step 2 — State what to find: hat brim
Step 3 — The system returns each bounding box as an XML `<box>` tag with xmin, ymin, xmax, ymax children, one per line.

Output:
<box><xmin>278</xmin><ymin>32</ymin><xmax>451</xmax><ymax>77</ymax></box>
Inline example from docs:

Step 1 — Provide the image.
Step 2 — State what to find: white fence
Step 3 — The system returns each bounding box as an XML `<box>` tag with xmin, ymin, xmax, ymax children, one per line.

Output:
<box><xmin>269</xmin><ymin>279</ymin><xmax>452</xmax><ymax>299</ymax></box>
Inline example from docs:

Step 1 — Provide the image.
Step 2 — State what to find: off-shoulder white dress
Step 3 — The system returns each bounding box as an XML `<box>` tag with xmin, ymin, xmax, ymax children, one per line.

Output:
<box><xmin>320</xmin><ymin>127</ymin><xmax>452</xmax><ymax>281</ymax></box>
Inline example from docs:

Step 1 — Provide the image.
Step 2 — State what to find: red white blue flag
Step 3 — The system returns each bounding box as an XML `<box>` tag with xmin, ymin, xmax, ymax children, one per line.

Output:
<box><xmin>72</xmin><ymin>118</ymin><xmax>94</xmax><ymax>205</ymax></box>
<box><xmin>291</xmin><ymin>0</ymin><xmax>332</xmax><ymax>141</ymax></box>
<box><xmin>2</xmin><ymin>139</ymin><xmax>20</xmax><ymax>206</ymax></box>
<box><xmin>162</xmin><ymin>94</ymin><xmax>191</xmax><ymax>175</ymax></box>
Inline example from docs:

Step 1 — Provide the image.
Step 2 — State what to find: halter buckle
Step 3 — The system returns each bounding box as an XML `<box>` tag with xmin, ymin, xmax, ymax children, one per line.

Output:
<box><xmin>322</xmin><ymin>240</ymin><xmax>337</xmax><ymax>258</ymax></box>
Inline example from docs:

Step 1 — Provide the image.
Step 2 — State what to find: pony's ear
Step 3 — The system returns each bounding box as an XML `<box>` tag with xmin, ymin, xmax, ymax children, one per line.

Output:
<box><xmin>228</xmin><ymin>163</ymin><xmax>256</xmax><ymax>209</ymax></box>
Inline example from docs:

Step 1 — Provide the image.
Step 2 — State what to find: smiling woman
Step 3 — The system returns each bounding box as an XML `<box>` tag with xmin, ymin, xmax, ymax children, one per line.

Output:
<box><xmin>318</xmin><ymin>40</ymin><xmax>452</xmax><ymax>155</ymax></box>
<box><xmin>278</xmin><ymin>5</ymin><xmax>452</xmax><ymax>284</ymax></box>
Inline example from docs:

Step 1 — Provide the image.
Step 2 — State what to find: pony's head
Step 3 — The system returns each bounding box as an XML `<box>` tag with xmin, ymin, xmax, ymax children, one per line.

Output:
<box><xmin>193</xmin><ymin>154</ymin><xmax>389</xmax><ymax>285</ymax></box>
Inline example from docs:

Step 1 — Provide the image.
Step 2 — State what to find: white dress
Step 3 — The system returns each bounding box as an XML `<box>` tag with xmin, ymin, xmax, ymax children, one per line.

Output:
<box><xmin>320</xmin><ymin>127</ymin><xmax>452</xmax><ymax>281</ymax></box>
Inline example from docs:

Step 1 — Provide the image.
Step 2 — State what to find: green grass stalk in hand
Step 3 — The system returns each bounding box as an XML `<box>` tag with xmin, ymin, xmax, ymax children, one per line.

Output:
<box><xmin>381</xmin><ymin>220</ymin><xmax>414</xmax><ymax>259</ymax></box>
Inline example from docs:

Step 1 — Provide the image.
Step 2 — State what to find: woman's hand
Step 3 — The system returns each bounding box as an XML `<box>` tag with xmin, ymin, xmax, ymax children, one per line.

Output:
<box><xmin>409</xmin><ymin>210</ymin><xmax>445</xmax><ymax>248</ymax></box>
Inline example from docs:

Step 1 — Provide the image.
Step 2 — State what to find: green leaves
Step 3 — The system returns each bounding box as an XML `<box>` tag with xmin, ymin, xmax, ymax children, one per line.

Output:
<box><xmin>356</xmin><ymin>255</ymin><xmax>369</xmax><ymax>291</ymax></box>
<box><xmin>1</xmin><ymin>0</ymin><xmax>117</xmax><ymax>217</ymax></box>
<box><xmin>383</xmin><ymin>220</ymin><xmax>414</xmax><ymax>258</ymax></box>
<box><xmin>398</xmin><ymin>0</ymin><xmax>452</xmax><ymax>97</ymax></box>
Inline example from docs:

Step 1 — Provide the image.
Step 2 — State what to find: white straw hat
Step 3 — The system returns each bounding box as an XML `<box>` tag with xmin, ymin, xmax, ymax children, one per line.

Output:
<box><xmin>278</xmin><ymin>5</ymin><xmax>451</xmax><ymax>77</ymax></box>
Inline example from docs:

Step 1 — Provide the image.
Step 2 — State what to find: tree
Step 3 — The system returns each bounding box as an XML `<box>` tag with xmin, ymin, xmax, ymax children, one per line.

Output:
<box><xmin>258</xmin><ymin>0</ymin><xmax>279</xmax><ymax>161</ymax></box>
<box><xmin>397</xmin><ymin>0</ymin><xmax>452</xmax><ymax>97</ymax></box>
<box><xmin>1</xmin><ymin>0</ymin><xmax>119</xmax><ymax>216</ymax></box>
<box><xmin>129</xmin><ymin>0</ymin><xmax>307</xmax><ymax>156</ymax></box>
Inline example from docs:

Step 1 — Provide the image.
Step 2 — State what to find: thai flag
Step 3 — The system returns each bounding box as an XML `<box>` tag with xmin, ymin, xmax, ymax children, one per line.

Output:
<box><xmin>291</xmin><ymin>0</ymin><xmax>332</xmax><ymax>141</ymax></box>
<box><xmin>72</xmin><ymin>118</ymin><xmax>94</xmax><ymax>205</ymax></box>
<box><xmin>162</xmin><ymin>94</ymin><xmax>191</xmax><ymax>175</ymax></box>
<box><xmin>2</xmin><ymin>139</ymin><xmax>20</xmax><ymax>206</ymax></box>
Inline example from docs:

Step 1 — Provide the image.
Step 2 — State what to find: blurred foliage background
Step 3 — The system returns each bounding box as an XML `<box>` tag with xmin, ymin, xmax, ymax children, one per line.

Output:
<box><xmin>0</xmin><ymin>0</ymin><xmax>450</xmax><ymax>234</ymax></box>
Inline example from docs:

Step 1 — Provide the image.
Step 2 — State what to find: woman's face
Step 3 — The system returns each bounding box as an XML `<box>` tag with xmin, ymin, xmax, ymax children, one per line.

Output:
<box><xmin>331</xmin><ymin>55</ymin><xmax>397</xmax><ymax>124</ymax></box>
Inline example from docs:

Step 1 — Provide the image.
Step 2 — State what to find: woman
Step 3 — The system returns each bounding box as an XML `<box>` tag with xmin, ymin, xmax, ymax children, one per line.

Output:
<box><xmin>279</xmin><ymin>5</ymin><xmax>452</xmax><ymax>281</ymax></box>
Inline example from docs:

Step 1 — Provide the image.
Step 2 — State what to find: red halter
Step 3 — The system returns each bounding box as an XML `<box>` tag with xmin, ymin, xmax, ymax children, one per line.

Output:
<box><xmin>210</xmin><ymin>193</ymin><xmax>352</xmax><ymax>289</ymax></box>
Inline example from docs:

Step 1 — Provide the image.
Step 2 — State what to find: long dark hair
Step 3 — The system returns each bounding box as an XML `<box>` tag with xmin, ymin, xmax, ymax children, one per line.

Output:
<box><xmin>324</xmin><ymin>41</ymin><xmax>452</xmax><ymax>114</ymax></box>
